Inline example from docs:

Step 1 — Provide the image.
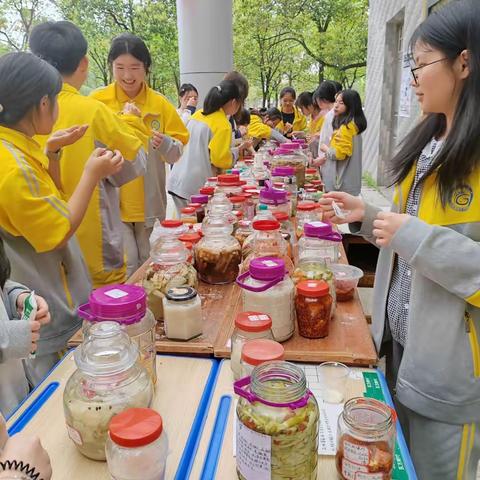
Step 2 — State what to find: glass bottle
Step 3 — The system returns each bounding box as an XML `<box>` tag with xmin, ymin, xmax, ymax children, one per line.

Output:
<box><xmin>298</xmin><ymin>221</ymin><xmax>342</xmax><ymax>265</ymax></box>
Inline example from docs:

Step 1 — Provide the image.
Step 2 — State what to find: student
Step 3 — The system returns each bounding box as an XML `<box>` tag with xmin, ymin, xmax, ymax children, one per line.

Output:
<box><xmin>0</xmin><ymin>239</ymin><xmax>50</xmax><ymax>417</ymax></box>
<box><xmin>177</xmin><ymin>83</ymin><xmax>199</xmax><ymax>125</ymax></box>
<box><xmin>91</xmin><ymin>33</ymin><xmax>189</xmax><ymax>276</ymax></box>
<box><xmin>313</xmin><ymin>80</ymin><xmax>342</xmax><ymax>152</ymax></box>
<box><xmin>264</xmin><ymin>107</ymin><xmax>283</xmax><ymax>129</ymax></box>
<box><xmin>224</xmin><ymin>70</ymin><xmax>249</xmax><ymax>140</ymax></box>
<box><xmin>296</xmin><ymin>91</ymin><xmax>324</xmax><ymax>136</ymax></box>
<box><xmin>275</xmin><ymin>87</ymin><xmax>307</xmax><ymax>137</ymax></box>
<box><xmin>168</xmin><ymin>80</ymin><xmax>241</xmax><ymax>212</ymax></box>
<box><xmin>0</xmin><ymin>52</ymin><xmax>124</xmax><ymax>384</ymax></box>
<box><xmin>247</xmin><ymin>109</ymin><xmax>288</xmax><ymax>145</ymax></box>
<box><xmin>319</xmin><ymin>89</ymin><xmax>367</xmax><ymax>196</ymax></box>
<box><xmin>320</xmin><ymin>1</ymin><xmax>480</xmax><ymax>476</ymax></box>
<box><xmin>29</xmin><ymin>22</ymin><xmax>147</xmax><ymax>287</ymax></box>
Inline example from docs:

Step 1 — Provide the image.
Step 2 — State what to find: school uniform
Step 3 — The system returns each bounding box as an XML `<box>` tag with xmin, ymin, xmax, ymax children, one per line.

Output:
<box><xmin>168</xmin><ymin>108</ymin><xmax>233</xmax><ymax>212</ymax></box>
<box><xmin>308</xmin><ymin>114</ymin><xmax>324</xmax><ymax>135</ymax></box>
<box><xmin>276</xmin><ymin>106</ymin><xmax>307</xmax><ymax>134</ymax></box>
<box><xmin>92</xmin><ymin>83</ymin><xmax>189</xmax><ymax>276</ymax></box>
<box><xmin>247</xmin><ymin>115</ymin><xmax>287</xmax><ymax>143</ymax></box>
<box><xmin>37</xmin><ymin>83</ymin><xmax>147</xmax><ymax>287</ymax></box>
<box><xmin>0</xmin><ymin>127</ymin><xmax>92</xmax><ymax>384</ymax></box>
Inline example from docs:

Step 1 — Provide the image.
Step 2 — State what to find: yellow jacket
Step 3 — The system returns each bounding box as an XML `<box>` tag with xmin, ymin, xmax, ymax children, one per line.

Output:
<box><xmin>330</xmin><ymin>121</ymin><xmax>359</xmax><ymax>160</ymax></box>
<box><xmin>91</xmin><ymin>82</ymin><xmax>189</xmax><ymax>224</ymax></box>
<box><xmin>308</xmin><ymin>114</ymin><xmax>325</xmax><ymax>135</ymax></box>
<box><xmin>36</xmin><ymin>83</ymin><xmax>146</xmax><ymax>287</ymax></box>
<box><xmin>276</xmin><ymin>106</ymin><xmax>307</xmax><ymax>134</ymax></box>
<box><xmin>247</xmin><ymin>114</ymin><xmax>272</xmax><ymax>139</ymax></box>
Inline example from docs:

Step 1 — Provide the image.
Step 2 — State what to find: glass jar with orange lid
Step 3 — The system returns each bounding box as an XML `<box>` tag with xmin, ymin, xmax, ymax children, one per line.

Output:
<box><xmin>240</xmin><ymin>338</ymin><xmax>285</xmax><ymax>377</ymax></box>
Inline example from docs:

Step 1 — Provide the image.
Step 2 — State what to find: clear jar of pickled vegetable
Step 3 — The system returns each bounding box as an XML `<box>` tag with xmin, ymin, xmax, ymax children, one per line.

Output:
<box><xmin>336</xmin><ymin>398</ymin><xmax>396</xmax><ymax>480</ymax></box>
<box><xmin>234</xmin><ymin>361</ymin><xmax>319</xmax><ymax>480</ymax></box>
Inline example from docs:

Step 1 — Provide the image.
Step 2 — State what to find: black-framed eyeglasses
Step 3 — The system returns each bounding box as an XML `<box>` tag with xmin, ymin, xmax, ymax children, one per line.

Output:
<box><xmin>410</xmin><ymin>57</ymin><xmax>449</xmax><ymax>85</ymax></box>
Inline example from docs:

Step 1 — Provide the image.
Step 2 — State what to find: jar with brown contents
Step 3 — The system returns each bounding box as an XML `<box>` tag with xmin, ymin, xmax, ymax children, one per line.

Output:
<box><xmin>295</xmin><ymin>280</ymin><xmax>332</xmax><ymax>338</ymax></box>
<box><xmin>194</xmin><ymin>215</ymin><xmax>242</xmax><ymax>284</ymax></box>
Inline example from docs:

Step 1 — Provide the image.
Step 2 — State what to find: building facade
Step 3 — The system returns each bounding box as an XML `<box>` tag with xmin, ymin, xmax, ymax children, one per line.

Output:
<box><xmin>363</xmin><ymin>0</ymin><xmax>451</xmax><ymax>185</ymax></box>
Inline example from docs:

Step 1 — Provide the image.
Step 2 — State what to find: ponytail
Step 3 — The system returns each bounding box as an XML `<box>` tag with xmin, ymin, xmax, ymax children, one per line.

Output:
<box><xmin>203</xmin><ymin>80</ymin><xmax>240</xmax><ymax>115</ymax></box>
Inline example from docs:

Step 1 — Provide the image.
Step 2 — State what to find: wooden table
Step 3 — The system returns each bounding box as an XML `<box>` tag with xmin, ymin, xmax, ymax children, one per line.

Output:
<box><xmin>189</xmin><ymin>360</ymin><xmax>417</xmax><ymax>480</ymax></box>
<box><xmin>7</xmin><ymin>351</ymin><xmax>218</xmax><ymax>480</ymax></box>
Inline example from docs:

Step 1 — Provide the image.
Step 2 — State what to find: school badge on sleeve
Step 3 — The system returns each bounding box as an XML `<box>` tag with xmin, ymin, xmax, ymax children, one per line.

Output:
<box><xmin>449</xmin><ymin>185</ymin><xmax>474</xmax><ymax>212</ymax></box>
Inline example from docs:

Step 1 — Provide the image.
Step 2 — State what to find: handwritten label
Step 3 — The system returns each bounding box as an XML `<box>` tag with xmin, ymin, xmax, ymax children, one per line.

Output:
<box><xmin>344</xmin><ymin>440</ymin><xmax>370</xmax><ymax>465</ymax></box>
<box><xmin>342</xmin><ymin>458</ymin><xmax>368</xmax><ymax>479</ymax></box>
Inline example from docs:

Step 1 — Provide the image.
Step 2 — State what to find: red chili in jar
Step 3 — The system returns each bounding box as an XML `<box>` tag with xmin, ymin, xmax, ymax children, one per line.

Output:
<box><xmin>295</xmin><ymin>280</ymin><xmax>332</xmax><ymax>338</ymax></box>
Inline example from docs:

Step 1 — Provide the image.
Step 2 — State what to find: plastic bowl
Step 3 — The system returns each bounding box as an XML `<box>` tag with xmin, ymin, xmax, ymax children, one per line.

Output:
<box><xmin>329</xmin><ymin>264</ymin><xmax>364</xmax><ymax>302</ymax></box>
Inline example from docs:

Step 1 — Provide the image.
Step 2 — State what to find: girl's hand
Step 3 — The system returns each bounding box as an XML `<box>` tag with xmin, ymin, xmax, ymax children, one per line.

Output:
<box><xmin>284</xmin><ymin>122</ymin><xmax>293</xmax><ymax>133</ymax></box>
<box><xmin>34</xmin><ymin>295</ymin><xmax>50</xmax><ymax>326</ymax></box>
<box><xmin>187</xmin><ymin>96</ymin><xmax>198</xmax><ymax>107</ymax></box>
<box><xmin>372</xmin><ymin>211</ymin><xmax>410</xmax><ymax>247</ymax></box>
<box><xmin>318</xmin><ymin>191</ymin><xmax>365</xmax><ymax>224</ymax></box>
<box><xmin>122</xmin><ymin>102</ymin><xmax>141</xmax><ymax>117</ymax></box>
<box><xmin>319</xmin><ymin>143</ymin><xmax>329</xmax><ymax>153</ymax></box>
<box><xmin>312</xmin><ymin>155</ymin><xmax>326</xmax><ymax>167</ymax></box>
<box><xmin>238</xmin><ymin>125</ymin><xmax>248</xmax><ymax>137</ymax></box>
<box><xmin>46</xmin><ymin>125</ymin><xmax>89</xmax><ymax>153</ymax></box>
<box><xmin>29</xmin><ymin>320</ymin><xmax>41</xmax><ymax>352</ymax></box>
<box><xmin>151</xmin><ymin>131</ymin><xmax>164</xmax><ymax>149</ymax></box>
<box><xmin>85</xmin><ymin>148</ymin><xmax>124</xmax><ymax>180</ymax></box>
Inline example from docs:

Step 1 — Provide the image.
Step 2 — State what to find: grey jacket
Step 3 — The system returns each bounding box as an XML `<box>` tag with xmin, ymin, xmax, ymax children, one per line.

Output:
<box><xmin>350</xmin><ymin>201</ymin><xmax>480</xmax><ymax>423</ymax></box>
<box><xmin>0</xmin><ymin>281</ymin><xmax>30</xmax><ymax>417</ymax></box>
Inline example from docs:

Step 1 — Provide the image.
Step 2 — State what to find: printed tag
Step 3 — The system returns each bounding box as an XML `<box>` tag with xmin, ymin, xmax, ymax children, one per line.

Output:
<box><xmin>344</xmin><ymin>440</ymin><xmax>370</xmax><ymax>465</ymax></box>
<box><xmin>104</xmin><ymin>288</ymin><xmax>128</xmax><ymax>299</ymax></box>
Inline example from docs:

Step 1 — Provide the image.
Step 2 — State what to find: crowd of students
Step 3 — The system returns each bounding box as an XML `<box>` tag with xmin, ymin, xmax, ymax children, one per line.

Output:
<box><xmin>0</xmin><ymin>0</ymin><xmax>479</xmax><ymax>477</ymax></box>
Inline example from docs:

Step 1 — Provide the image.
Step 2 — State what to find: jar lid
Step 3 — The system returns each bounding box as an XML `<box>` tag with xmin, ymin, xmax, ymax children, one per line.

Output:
<box><xmin>230</xmin><ymin>196</ymin><xmax>246</xmax><ymax>203</ymax></box>
<box><xmin>161</xmin><ymin>219</ymin><xmax>183</xmax><ymax>228</ymax></box>
<box><xmin>242</xmin><ymin>193</ymin><xmax>253</xmax><ymax>199</ymax></box>
<box><xmin>297</xmin><ymin>280</ymin><xmax>330</xmax><ymax>297</ymax></box>
<box><xmin>74</xmin><ymin>321</ymin><xmax>139</xmax><ymax>376</ymax></box>
<box><xmin>165</xmin><ymin>286</ymin><xmax>198</xmax><ymax>302</ymax></box>
<box><xmin>178</xmin><ymin>232</ymin><xmax>201</xmax><ymax>244</ymax></box>
<box><xmin>217</xmin><ymin>173</ymin><xmax>242</xmax><ymax>186</ymax></box>
<box><xmin>199</xmin><ymin>186</ymin><xmax>215</xmax><ymax>195</ymax></box>
<box><xmin>188</xmin><ymin>203</ymin><xmax>202</xmax><ymax>209</ymax></box>
<box><xmin>249</xmin><ymin>257</ymin><xmax>285</xmax><ymax>280</ymax></box>
<box><xmin>312</xmin><ymin>180</ymin><xmax>323</xmax><ymax>186</ymax></box>
<box><xmin>305</xmin><ymin>188</ymin><xmax>317</xmax><ymax>193</ymax></box>
<box><xmin>292</xmin><ymin>138</ymin><xmax>306</xmax><ymax>144</ymax></box>
<box><xmin>271</xmin><ymin>166</ymin><xmax>295</xmax><ymax>176</ymax></box>
<box><xmin>259</xmin><ymin>187</ymin><xmax>288</xmax><ymax>204</ymax></box>
<box><xmin>252</xmin><ymin>220</ymin><xmax>280</xmax><ymax>231</ymax></box>
<box><xmin>109</xmin><ymin>408</ymin><xmax>163</xmax><ymax>448</ymax></box>
<box><xmin>208</xmin><ymin>176</ymin><xmax>218</xmax><ymax>182</ymax></box>
<box><xmin>191</xmin><ymin>194</ymin><xmax>209</xmax><ymax>204</ymax></box>
<box><xmin>306</xmin><ymin>168</ymin><xmax>317</xmax><ymax>174</ymax></box>
<box><xmin>304</xmin><ymin>183</ymin><xmax>314</xmax><ymax>189</ymax></box>
<box><xmin>297</xmin><ymin>202</ymin><xmax>316</xmax><ymax>211</ymax></box>
<box><xmin>303</xmin><ymin>221</ymin><xmax>341</xmax><ymax>242</ymax></box>
<box><xmin>257</xmin><ymin>204</ymin><xmax>268</xmax><ymax>211</ymax></box>
<box><xmin>235</xmin><ymin>311</ymin><xmax>272</xmax><ymax>332</ymax></box>
<box><xmin>241</xmin><ymin>339</ymin><xmax>285</xmax><ymax>366</ymax></box>
<box><xmin>235</xmin><ymin>211</ymin><xmax>244</xmax><ymax>219</ymax></box>
<box><xmin>273</xmin><ymin>211</ymin><xmax>289</xmax><ymax>222</ymax></box>
<box><xmin>181</xmin><ymin>207</ymin><xmax>196</xmax><ymax>214</ymax></box>
<box><xmin>79</xmin><ymin>284</ymin><xmax>147</xmax><ymax>325</ymax></box>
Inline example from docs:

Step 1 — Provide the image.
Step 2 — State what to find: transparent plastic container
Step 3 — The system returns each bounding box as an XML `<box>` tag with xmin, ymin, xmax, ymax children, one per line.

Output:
<box><xmin>206</xmin><ymin>192</ymin><xmax>236</xmax><ymax>225</ymax></box>
<box><xmin>63</xmin><ymin>322</ymin><xmax>153</xmax><ymax>460</ymax></box>
<box><xmin>230</xmin><ymin>195</ymin><xmax>247</xmax><ymax>217</ymax></box>
<box><xmin>258</xmin><ymin>185</ymin><xmax>291</xmax><ymax>218</ymax></box>
<box><xmin>78</xmin><ymin>284</ymin><xmax>157</xmax><ymax>384</ymax></box>
<box><xmin>143</xmin><ymin>236</ymin><xmax>197</xmax><ymax>320</ymax></box>
<box><xmin>195</xmin><ymin>215</ymin><xmax>242</xmax><ymax>284</ymax></box>
<box><xmin>298</xmin><ymin>221</ymin><xmax>342</xmax><ymax>265</ymax></box>
<box><xmin>234</xmin><ymin>220</ymin><xmax>253</xmax><ymax>247</ymax></box>
<box><xmin>296</xmin><ymin>202</ymin><xmax>318</xmax><ymax>238</ymax></box>
<box><xmin>190</xmin><ymin>194</ymin><xmax>209</xmax><ymax>223</ymax></box>
<box><xmin>215</xmin><ymin>173</ymin><xmax>243</xmax><ymax>197</ymax></box>
<box><xmin>106</xmin><ymin>408</ymin><xmax>168</xmax><ymax>480</ymax></box>
<box><xmin>180</xmin><ymin>206</ymin><xmax>197</xmax><ymax>225</ymax></box>
<box><xmin>237</xmin><ymin>257</ymin><xmax>295</xmax><ymax>342</ymax></box>
<box><xmin>305</xmin><ymin>167</ymin><xmax>320</xmax><ymax>183</ymax></box>
<box><xmin>149</xmin><ymin>219</ymin><xmax>188</xmax><ymax>249</ymax></box>
<box><xmin>271</xmin><ymin>165</ymin><xmax>298</xmax><ymax>216</ymax></box>
<box><xmin>330</xmin><ymin>264</ymin><xmax>364</xmax><ymax>302</ymax></box>
<box><xmin>234</xmin><ymin>362</ymin><xmax>319</xmax><ymax>480</ymax></box>
<box><xmin>336</xmin><ymin>398</ymin><xmax>396</xmax><ymax>480</ymax></box>
<box><xmin>231</xmin><ymin>312</ymin><xmax>274</xmax><ymax>380</ymax></box>
<box><xmin>271</xmin><ymin>148</ymin><xmax>307</xmax><ymax>188</ymax></box>
<box><xmin>240</xmin><ymin>338</ymin><xmax>285</xmax><ymax>377</ymax></box>
<box><xmin>272</xmin><ymin>211</ymin><xmax>295</xmax><ymax>259</ymax></box>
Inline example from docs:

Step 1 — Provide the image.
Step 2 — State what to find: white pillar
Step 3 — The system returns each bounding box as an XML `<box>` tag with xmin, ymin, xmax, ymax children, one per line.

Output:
<box><xmin>176</xmin><ymin>0</ymin><xmax>233</xmax><ymax>106</ymax></box>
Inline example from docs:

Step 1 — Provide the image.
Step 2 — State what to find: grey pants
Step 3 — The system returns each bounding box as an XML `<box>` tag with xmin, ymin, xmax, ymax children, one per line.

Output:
<box><xmin>122</xmin><ymin>222</ymin><xmax>153</xmax><ymax>278</ymax></box>
<box><xmin>386</xmin><ymin>340</ymin><xmax>480</xmax><ymax>479</ymax></box>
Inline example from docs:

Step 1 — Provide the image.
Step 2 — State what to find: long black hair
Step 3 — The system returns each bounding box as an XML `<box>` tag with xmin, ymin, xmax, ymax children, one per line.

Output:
<box><xmin>332</xmin><ymin>89</ymin><xmax>367</xmax><ymax>134</ymax></box>
<box><xmin>108</xmin><ymin>33</ymin><xmax>152</xmax><ymax>74</ymax></box>
<box><xmin>265</xmin><ymin>107</ymin><xmax>282</xmax><ymax>122</ymax></box>
<box><xmin>0</xmin><ymin>52</ymin><xmax>62</xmax><ymax>126</ymax></box>
<box><xmin>202</xmin><ymin>80</ymin><xmax>240</xmax><ymax>115</ymax></box>
<box><xmin>313</xmin><ymin>80</ymin><xmax>340</xmax><ymax>105</ymax></box>
<box><xmin>296</xmin><ymin>91</ymin><xmax>317</xmax><ymax>110</ymax></box>
<box><xmin>179</xmin><ymin>83</ymin><xmax>198</xmax><ymax>98</ymax></box>
<box><xmin>390</xmin><ymin>0</ymin><xmax>480</xmax><ymax>205</ymax></box>
<box><xmin>0</xmin><ymin>238</ymin><xmax>10</xmax><ymax>290</ymax></box>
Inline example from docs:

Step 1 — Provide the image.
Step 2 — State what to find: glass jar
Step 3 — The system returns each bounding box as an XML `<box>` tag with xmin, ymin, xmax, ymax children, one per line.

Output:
<box><xmin>206</xmin><ymin>176</ymin><xmax>218</xmax><ymax>187</ymax></box>
<box><xmin>162</xmin><ymin>286</ymin><xmax>202</xmax><ymax>341</ymax></box>
<box><xmin>149</xmin><ymin>219</ymin><xmax>189</xmax><ymax>249</ymax></box>
<box><xmin>78</xmin><ymin>285</ymin><xmax>157</xmax><ymax>384</ymax></box>
<box><xmin>180</xmin><ymin>206</ymin><xmax>197</xmax><ymax>225</ymax></box>
<box><xmin>230</xmin><ymin>195</ymin><xmax>247</xmax><ymax>217</ymax></box>
<box><xmin>237</xmin><ymin>257</ymin><xmax>295</xmax><ymax>342</ymax></box>
<box><xmin>231</xmin><ymin>311</ymin><xmax>274</xmax><ymax>380</ymax></box>
<box><xmin>199</xmin><ymin>186</ymin><xmax>215</xmax><ymax>198</ymax></box>
<box><xmin>240</xmin><ymin>338</ymin><xmax>285</xmax><ymax>377</ymax></box>
<box><xmin>336</xmin><ymin>398</ymin><xmax>396</xmax><ymax>480</ymax></box>
<box><xmin>298</xmin><ymin>221</ymin><xmax>342</xmax><ymax>265</ymax></box>
<box><xmin>242</xmin><ymin>219</ymin><xmax>294</xmax><ymax>274</ymax></box>
<box><xmin>240</xmin><ymin>193</ymin><xmax>255</xmax><ymax>220</ymax></box>
<box><xmin>206</xmin><ymin>192</ymin><xmax>236</xmax><ymax>225</ymax></box>
<box><xmin>242</xmin><ymin>186</ymin><xmax>260</xmax><ymax>214</ymax></box>
<box><xmin>311</xmin><ymin>179</ymin><xmax>324</xmax><ymax>192</ymax></box>
<box><xmin>190</xmin><ymin>194</ymin><xmax>209</xmax><ymax>223</ymax></box>
<box><xmin>305</xmin><ymin>167</ymin><xmax>320</xmax><ymax>183</ymax></box>
<box><xmin>195</xmin><ymin>215</ymin><xmax>242</xmax><ymax>284</ymax></box>
<box><xmin>143</xmin><ymin>237</ymin><xmax>198</xmax><ymax>320</ymax></box>
<box><xmin>258</xmin><ymin>185</ymin><xmax>291</xmax><ymax>219</ymax></box>
<box><xmin>296</xmin><ymin>202</ymin><xmax>318</xmax><ymax>239</ymax></box>
<box><xmin>234</xmin><ymin>220</ymin><xmax>253</xmax><ymax>247</ymax></box>
<box><xmin>270</xmin><ymin>148</ymin><xmax>307</xmax><ymax>188</ymax></box>
<box><xmin>272</xmin><ymin>211</ymin><xmax>295</xmax><ymax>259</ymax></box>
<box><xmin>63</xmin><ymin>322</ymin><xmax>153</xmax><ymax>460</ymax></box>
<box><xmin>234</xmin><ymin>362</ymin><xmax>319</xmax><ymax>480</ymax></box>
<box><xmin>295</xmin><ymin>280</ymin><xmax>333</xmax><ymax>338</ymax></box>
<box><xmin>216</xmin><ymin>173</ymin><xmax>243</xmax><ymax>197</ymax></box>
<box><xmin>106</xmin><ymin>408</ymin><xmax>168</xmax><ymax>480</ymax></box>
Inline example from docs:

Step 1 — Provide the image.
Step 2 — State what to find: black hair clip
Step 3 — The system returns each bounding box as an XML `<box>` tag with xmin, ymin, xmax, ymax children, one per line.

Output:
<box><xmin>0</xmin><ymin>460</ymin><xmax>43</xmax><ymax>480</ymax></box>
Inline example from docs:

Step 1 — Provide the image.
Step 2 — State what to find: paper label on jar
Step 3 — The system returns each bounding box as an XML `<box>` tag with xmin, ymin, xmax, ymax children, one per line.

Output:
<box><xmin>344</xmin><ymin>440</ymin><xmax>370</xmax><ymax>465</ymax></box>
<box><xmin>342</xmin><ymin>458</ymin><xmax>368</xmax><ymax>479</ymax></box>
<box><xmin>355</xmin><ymin>472</ymin><xmax>384</xmax><ymax>480</ymax></box>
<box><xmin>66</xmin><ymin>423</ymin><xmax>83</xmax><ymax>445</ymax></box>
<box><xmin>247</xmin><ymin>314</ymin><xmax>270</xmax><ymax>322</ymax></box>
<box><xmin>104</xmin><ymin>288</ymin><xmax>128</xmax><ymax>299</ymax></box>
<box><xmin>236</xmin><ymin>416</ymin><xmax>271</xmax><ymax>480</ymax></box>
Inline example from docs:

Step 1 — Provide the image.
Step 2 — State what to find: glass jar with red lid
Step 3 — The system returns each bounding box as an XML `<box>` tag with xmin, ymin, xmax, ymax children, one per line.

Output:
<box><xmin>295</xmin><ymin>280</ymin><xmax>333</xmax><ymax>338</ymax></box>
<box><xmin>199</xmin><ymin>186</ymin><xmax>215</xmax><ymax>198</ymax></box>
<box><xmin>230</xmin><ymin>195</ymin><xmax>246</xmax><ymax>216</ymax></box>
<box><xmin>216</xmin><ymin>173</ymin><xmax>243</xmax><ymax>197</ymax></box>
<box><xmin>230</xmin><ymin>312</ymin><xmax>275</xmax><ymax>380</ymax></box>
<box><xmin>240</xmin><ymin>338</ymin><xmax>285</xmax><ymax>377</ymax></box>
<box><xmin>180</xmin><ymin>206</ymin><xmax>197</xmax><ymax>225</ymax></box>
<box><xmin>149</xmin><ymin>219</ymin><xmax>189</xmax><ymax>249</ymax></box>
